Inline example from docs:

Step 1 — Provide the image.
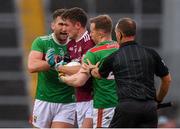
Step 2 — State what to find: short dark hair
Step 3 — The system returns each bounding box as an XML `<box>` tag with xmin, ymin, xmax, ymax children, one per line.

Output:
<box><xmin>52</xmin><ymin>9</ymin><xmax>66</xmax><ymax>20</ymax></box>
<box><xmin>90</xmin><ymin>15</ymin><xmax>112</xmax><ymax>34</ymax></box>
<box><xmin>116</xmin><ymin>18</ymin><xmax>136</xmax><ymax>36</ymax></box>
<box><xmin>61</xmin><ymin>7</ymin><xmax>88</xmax><ymax>27</ymax></box>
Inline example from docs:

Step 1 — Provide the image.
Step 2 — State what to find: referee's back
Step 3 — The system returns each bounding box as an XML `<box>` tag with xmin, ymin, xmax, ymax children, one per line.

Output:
<box><xmin>112</xmin><ymin>41</ymin><xmax>168</xmax><ymax>100</ymax></box>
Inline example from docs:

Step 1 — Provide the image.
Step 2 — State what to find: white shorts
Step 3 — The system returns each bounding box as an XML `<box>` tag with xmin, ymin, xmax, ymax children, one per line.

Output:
<box><xmin>93</xmin><ymin>107</ymin><xmax>115</xmax><ymax>128</ymax></box>
<box><xmin>76</xmin><ymin>100</ymin><xmax>93</xmax><ymax>127</ymax></box>
<box><xmin>32</xmin><ymin>99</ymin><xmax>76</xmax><ymax>128</ymax></box>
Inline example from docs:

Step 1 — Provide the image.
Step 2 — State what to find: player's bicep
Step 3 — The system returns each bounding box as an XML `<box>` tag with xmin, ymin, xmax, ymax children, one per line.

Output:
<box><xmin>28</xmin><ymin>50</ymin><xmax>44</xmax><ymax>68</ymax></box>
<box><xmin>66</xmin><ymin>70</ymin><xmax>90</xmax><ymax>87</ymax></box>
<box><xmin>77</xmin><ymin>69</ymin><xmax>90</xmax><ymax>85</ymax></box>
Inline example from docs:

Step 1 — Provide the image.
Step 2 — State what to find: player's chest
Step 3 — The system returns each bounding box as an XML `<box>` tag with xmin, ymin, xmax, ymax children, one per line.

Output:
<box><xmin>68</xmin><ymin>44</ymin><xmax>83</xmax><ymax>59</ymax></box>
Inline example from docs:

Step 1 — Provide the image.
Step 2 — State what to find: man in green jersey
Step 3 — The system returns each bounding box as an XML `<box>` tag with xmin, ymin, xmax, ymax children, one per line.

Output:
<box><xmin>59</xmin><ymin>15</ymin><xmax>119</xmax><ymax>128</ymax></box>
<box><xmin>27</xmin><ymin>9</ymin><xmax>75</xmax><ymax>128</ymax></box>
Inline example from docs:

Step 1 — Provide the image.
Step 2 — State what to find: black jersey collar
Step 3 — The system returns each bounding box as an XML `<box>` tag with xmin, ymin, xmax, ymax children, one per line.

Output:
<box><xmin>120</xmin><ymin>41</ymin><xmax>137</xmax><ymax>48</ymax></box>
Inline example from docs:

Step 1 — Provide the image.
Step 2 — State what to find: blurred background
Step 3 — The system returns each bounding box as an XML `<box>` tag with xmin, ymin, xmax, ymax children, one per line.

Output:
<box><xmin>0</xmin><ymin>0</ymin><xmax>179</xmax><ymax>127</ymax></box>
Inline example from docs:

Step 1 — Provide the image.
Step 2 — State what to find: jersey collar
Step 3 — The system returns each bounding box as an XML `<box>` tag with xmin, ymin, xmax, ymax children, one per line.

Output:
<box><xmin>52</xmin><ymin>33</ymin><xmax>69</xmax><ymax>46</ymax></box>
<box><xmin>76</xmin><ymin>30</ymin><xmax>88</xmax><ymax>42</ymax></box>
<box><xmin>97</xmin><ymin>40</ymin><xmax>114</xmax><ymax>46</ymax></box>
<box><xmin>120</xmin><ymin>41</ymin><xmax>137</xmax><ymax>48</ymax></box>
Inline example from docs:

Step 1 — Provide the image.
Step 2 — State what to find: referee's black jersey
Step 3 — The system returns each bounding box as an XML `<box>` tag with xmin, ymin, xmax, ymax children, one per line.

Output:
<box><xmin>99</xmin><ymin>41</ymin><xmax>169</xmax><ymax>100</ymax></box>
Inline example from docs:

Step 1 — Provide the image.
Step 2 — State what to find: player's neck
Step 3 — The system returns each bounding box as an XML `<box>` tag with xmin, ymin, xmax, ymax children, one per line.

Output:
<box><xmin>98</xmin><ymin>35</ymin><xmax>112</xmax><ymax>43</ymax></box>
<box><xmin>75</xmin><ymin>28</ymin><xmax>87</xmax><ymax>42</ymax></box>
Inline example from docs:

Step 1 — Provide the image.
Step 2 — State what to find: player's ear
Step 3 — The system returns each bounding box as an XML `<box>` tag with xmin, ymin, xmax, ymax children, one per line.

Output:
<box><xmin>51</xmin><ymin>22</ymin><xmax>55</xmax><ymax>31</ymax></box>
<box><xmin>115</xmin><ymin>31</ymin><xmax>121</xmax><ymax>41</ymax></box>
<box><xmin>75</xmin><ymin>22</ymin><xmax>81</xmax><ymax>29</ymax></box>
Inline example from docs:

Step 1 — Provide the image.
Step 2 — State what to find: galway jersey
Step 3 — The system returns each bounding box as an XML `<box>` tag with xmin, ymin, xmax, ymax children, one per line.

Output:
<box><xmin>31</xmin><ymin>33</ymin><xmax>75</xmax><ymax>103</ymax></box>
<box><xmin>67</xmin><ymin>31</ymin><xmax>95</xmax><ymax>102</ymax></box>
<box><xmin>83</xmin><ymin>41</ymin><xmax>119</xmax><ymax>108</ymax></box>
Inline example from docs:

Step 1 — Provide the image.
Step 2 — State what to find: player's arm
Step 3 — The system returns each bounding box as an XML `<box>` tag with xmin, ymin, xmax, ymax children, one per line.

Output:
<box><xmin>28</xmin><ymin>50</ymin><xmax>50</xmax><ymax>73</ymax></box>
<box><xmin>60</xmin><ymin>51</ymin><xmax>95</xmax><ymax>86</ymax></box>
<box><xmin>58</xmin><ymin>65</ymin><xmax>81</xmax><ymax>75</ymax></box>
<box><xmin>61</xmin><ymin>67</ymin><xmax>90</xmax><ymax>87</ymax></box>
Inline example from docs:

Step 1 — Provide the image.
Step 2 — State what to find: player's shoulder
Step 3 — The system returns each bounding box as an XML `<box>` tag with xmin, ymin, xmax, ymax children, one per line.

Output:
<box><xmin>39</xmin><ymin>34</ymin><xmax>53</xmax><ymax>41</ymax></box>
<box><xmin>90</xmin><ymin>41</ymin><xmax>119</xmax><ymax>53</ymax></box>
<box><xmin>78</xmin><ymin>31</ymin><xmax>92</xmax><ymax>43</ymax></box>
<box><xmin>83</xmin><ymin>31</ymin><xmax>91</xmax><ymax>42</ymax></box>
<box><xmin>140</xmin><ymin>44</ymin><xmax>157</xmax><ymax>55</ymax></box>
<box><xmin>33</xmin><ymin>35</ymin><xmax>50</xmax><ymax>42</ymax></box>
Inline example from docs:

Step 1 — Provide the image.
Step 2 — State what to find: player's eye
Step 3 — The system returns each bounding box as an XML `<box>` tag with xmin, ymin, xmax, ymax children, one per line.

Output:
<box><xmin>58</xmin><ymin>23</ymin><xmax>64</xmax><ymax>26</ymax></box>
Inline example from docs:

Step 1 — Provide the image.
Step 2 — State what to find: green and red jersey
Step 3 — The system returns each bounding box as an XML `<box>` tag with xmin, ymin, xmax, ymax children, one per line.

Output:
<box><xmin>83</xmin><ymin>41</ymin><xmax>119</xmax><ymax>108</ymax></box>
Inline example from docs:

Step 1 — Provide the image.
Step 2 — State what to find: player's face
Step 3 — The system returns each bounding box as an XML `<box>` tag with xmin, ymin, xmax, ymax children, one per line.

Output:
<box><xmin>51</xmin><ymin>16</ymin><xmax>68</xmax><ymax>43</ymax></box>
<box><xmin>90</xmin><ymin>23</ymin><xmax>100</xmax><ymax>44</ymax></box>
<box><xmin>64</xmin><ymin>19</ymin><xmax>79</xmax><ymax>40</ymax></box>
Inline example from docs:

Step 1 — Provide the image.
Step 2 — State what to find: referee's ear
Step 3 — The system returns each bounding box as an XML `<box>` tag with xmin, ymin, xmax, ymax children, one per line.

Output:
<box><xmin>120</xmin><ymin>32</ymin><xmax>123</xmax><ymax>41</ymax></box>
<box><xmin>115</xmin><ymin>31</ymin><xmax>121</xmax><ymax>43</ymax></box>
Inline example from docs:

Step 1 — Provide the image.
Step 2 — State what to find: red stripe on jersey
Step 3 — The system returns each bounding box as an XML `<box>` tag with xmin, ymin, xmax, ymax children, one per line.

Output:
<box><xmin>90</xmin><ymin>43</ymin><xmax>119</xmax><ymax>53</ymax></box>
<box><xmin>97</xmin><ymin>109</ymin><xmax>103</xmax><ymax>127</ymax></box>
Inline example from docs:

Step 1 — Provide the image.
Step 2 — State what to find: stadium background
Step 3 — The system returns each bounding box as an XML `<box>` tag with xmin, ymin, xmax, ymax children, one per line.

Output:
<box><xmin>0</xmin><ymin>0</ymin><xmax>179</xmax><ymax>127</ymax></box>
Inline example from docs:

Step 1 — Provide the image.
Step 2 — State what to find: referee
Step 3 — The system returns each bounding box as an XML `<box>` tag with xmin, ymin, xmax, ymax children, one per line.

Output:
<box><xmin>95</xmin><ymin>18</ymin><xmax>171</xmax><ymax>127</ymax></box>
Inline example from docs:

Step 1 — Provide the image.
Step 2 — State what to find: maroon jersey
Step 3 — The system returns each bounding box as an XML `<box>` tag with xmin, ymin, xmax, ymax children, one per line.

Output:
<box><xmin>67</xmin><ymin>31</ymin><xmax>95</xmax><ymax>102</ymax></box>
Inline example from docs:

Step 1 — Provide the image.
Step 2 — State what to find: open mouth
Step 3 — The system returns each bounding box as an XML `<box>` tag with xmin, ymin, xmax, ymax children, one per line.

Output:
<box><xmin>60</xmin><ymin>32</ymin><xmax>67</xmax><ymax>35</ymax></box>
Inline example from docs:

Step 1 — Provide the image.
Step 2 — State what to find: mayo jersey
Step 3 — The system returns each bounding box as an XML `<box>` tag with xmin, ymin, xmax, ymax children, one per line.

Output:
<box><xmin>83</xmin><ymin>40</ymin><xmax>119</xmax><ymax>108</ymax></box>
<box><xmin>31</xmin><ymin>33</ymin><xmax>75</xmax><ymax>103</ymax></box>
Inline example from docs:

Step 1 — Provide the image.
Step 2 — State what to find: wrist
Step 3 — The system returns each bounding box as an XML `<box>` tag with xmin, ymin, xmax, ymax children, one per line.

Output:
<box><xmin>50</xmin><ymin>62</ymin><xmax>55</xmax><ymax>67</ymax></box>
<box><xmin>59</xmin><ymin>73</ymin><xmax>65</xmax><ymax>82</ymax></box>
<box><xmin>47</xmin><ymin>59</ymin><xmax>55</xmax><ymax>67</ymax></box>
<box><xmin>155</xmin><ymin>97</ymin><xmax>162</xmax><ymax>103</ymax></box>
<box><xmin>55</xmin><ymin>61</ymin><xmax>66</xmax><ymax>71</ymax></box>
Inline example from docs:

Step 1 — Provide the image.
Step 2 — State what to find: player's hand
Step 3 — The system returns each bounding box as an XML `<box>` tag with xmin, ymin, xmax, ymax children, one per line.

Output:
<box><xmin>58</xmin><ymin>72</ymin><xmax>65</xmax><ymax>82</ymax></box>
<box><xmin>64</xmin><ymin>53</ymin><xmax>71</xmax><ymax>63</ymax></box>
<box><xmin>81</xmin><ymin>63</ymin><xmax>91</xmax><ymax>74</ymax></box>
<box><xmin>91</xmin><ymin>63</ymin><xmax>101</xmax><ymax>79</ymax></box>
<box><xmin>55</xmin><ymin>60</ymin><xmax>67</xmax><ymax>71</ymax></box>
<box><xmin>86</xmin><ymin>59</ymin><xmax>100</xmax><ymax>77</ymax></box>
<box><xmin>91</xmin><ymin>67</ymin><xmax>101</xmax><ymax>79</ymax></box>
<box><xmin>155</xmin><ymin>96</ymin><xmax>163</xmax><ymax>104</ymax></box>
<box><xmin>45</xmin><ymin>48</ymin><xmax>55</xmax><ymax>67</ymax></box>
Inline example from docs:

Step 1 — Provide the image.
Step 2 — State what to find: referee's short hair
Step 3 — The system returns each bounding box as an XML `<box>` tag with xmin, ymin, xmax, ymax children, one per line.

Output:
<box><xmin>116</xmin><ymin>17</ymin><xmax>136</xmax><ymax>36</ymax></box>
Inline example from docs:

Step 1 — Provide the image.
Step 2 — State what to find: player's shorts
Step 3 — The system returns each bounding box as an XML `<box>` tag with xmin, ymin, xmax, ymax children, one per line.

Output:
<box><xmin>32</xmin><ymin>99</ymin><xmax>76</xmax><ymax>128</ymax></box>
<box><xmin>93</xmin><ymin>107</ymin><xmax>115</xmax><ymax>128</ymax></box>
<box><xmin>76</xmin><ymin>100</ymin><xmax>93</xmax><ymax>127</ymax></box>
